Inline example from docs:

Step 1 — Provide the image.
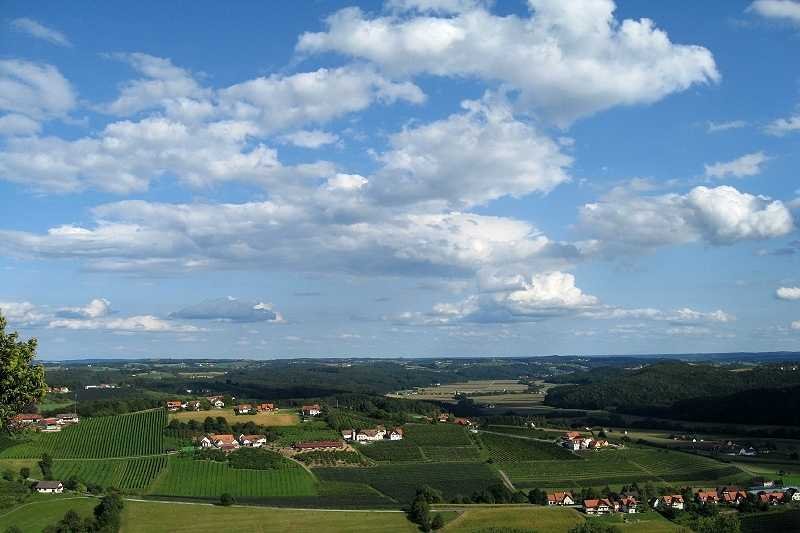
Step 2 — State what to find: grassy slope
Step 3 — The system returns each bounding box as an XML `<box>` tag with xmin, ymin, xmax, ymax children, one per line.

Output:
<box><xmin>0</xmin><ymin>496</ymin><xmax>97</xmax><ymax>533</ymax></box>
<box><xmin>443</xmin><ymin>505</ymin><xmax>583</xmax><ymax>532</ymax></box>
<box><xmin>119</xmin><ymin>500</ymin><xmax>417</xmax><ymax>533</ymax></box>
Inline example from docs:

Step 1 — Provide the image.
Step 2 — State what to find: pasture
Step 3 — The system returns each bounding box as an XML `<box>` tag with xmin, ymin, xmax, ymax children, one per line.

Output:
<box><xmin>119</xmin><ymin>500</ymin><xmax>417</xmax><ymax>532</ymax></box>
<box><xmin>0</xmin><ymin>409</ymin><xmax>166</xmax><ymax>459</ymax></box>
<box><xmin>442</xmin><ymin>504</ymin><xmax>583</xmax><ymax>532</ymax></box>
<box><xmin>147</xmin><ymin>457</ymin><xmax>317</xmax><ymax>498</ymax></box>
<box><xmin>169</xmin><ymin>409</ymin><xmax>299</xmax><ymax>426</ymax></box>
<box><xmin>316</xmin><ymin>462</ymin><xmax>502</xmax><ymax>502</ymax></box>
<box><xmin>0</xmin><ymin>496</ymin><xmax>97</xmax><ymax>533</ymax></box>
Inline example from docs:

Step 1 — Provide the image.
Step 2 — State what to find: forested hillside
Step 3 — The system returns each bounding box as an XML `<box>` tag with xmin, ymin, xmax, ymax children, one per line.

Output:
<box><xmin>544</xmin><ymin>362</ymin><xmax>800</xmax><ymax>424</ymax></box>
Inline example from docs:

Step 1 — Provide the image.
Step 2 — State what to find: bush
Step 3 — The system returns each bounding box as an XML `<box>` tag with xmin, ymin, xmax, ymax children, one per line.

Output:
<box><xmin>220</xmin><ymin>493</ymin><xmax>235</xmax><ymax>506</ymax></box>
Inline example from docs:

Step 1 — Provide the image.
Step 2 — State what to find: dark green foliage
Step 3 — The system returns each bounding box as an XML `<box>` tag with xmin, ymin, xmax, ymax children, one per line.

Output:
<box><xmin>528</xmin><ymin>488</ymin><xmax>548</xmax><ymax>505</ymax></box>
<box><xmin>42</xmin><ymin>509</ymin><xmax>95</xmax><ymax>533</ymax></box>
<box><xmin>568</xmin><ymin>522</ymin><xmax>620</xmax><ymax>533</ymax></box>
<box><xmin>94</xmin><ymin>493</ymin><xmax>124</xmax><ymax>532</ymax></box>
<box><xmin>740</xmin><ymin>509</ymin><xmax>800</xmax><ymax>533</ymax></box>
<box><xmin>356</xmin><ymin>439</ymin><xmax>425</xmax><ymax>463</ymax></box>
<box><xmin>40</xmin><ymin>453</ymin><xmax>53</xmax><ymax>480</ymax></box>
<box><xmin>220</xmin><ymin>493</ymin><xmax>235</xmax><ymax>506</ymax></box>
<box><xmin>18</xmin><ymin>467</ymin><xmax>29</xmax><ymax>480</ymax></box>
<box><xmin>227</xmin><ymin>447</ymin><xmax>292</xmax><ymax>470</ymax></box>
<box><xmin>4</xmin><ymin>526</ymin><xmax>23</xmax><ymax>533</ymax></box>
<box><xmin>0</xmin><ymin>314</ymin><xmax>47</xmax><ymax>431</ymax></box>
<box><xmin>0</xmin><ymin>479</ymin><xmax>30</xmax><ymax>511</ymax></box>
<box><xmin>431</xmin><ymin>513</ymin><xmax>445</xmax><ymax>531</ymax></box>
<box><xmin>408</xmin><ymin>492</ymin><xmax>432</xmax><ymax>531</ymax></box>
<box><xmin>294</xmin><ymin>450</ymin><xmax>366</xmax><ymax>466</ymax></box>
<box><xmin>404</xmin><ymin>424</ymin><xmax>472</xmax><ymax>447</ymax></box>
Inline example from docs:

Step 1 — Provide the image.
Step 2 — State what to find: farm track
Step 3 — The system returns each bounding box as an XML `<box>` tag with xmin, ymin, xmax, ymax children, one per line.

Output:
<box><xmin>477</xmin><ymin>429</ymin><xmax>558</xmax><ymax>445</ymax></box>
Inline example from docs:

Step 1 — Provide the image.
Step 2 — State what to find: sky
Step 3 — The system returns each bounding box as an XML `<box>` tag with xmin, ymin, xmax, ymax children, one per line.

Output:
<box><xmin>0</xmin><ymin>0</ymin><xmax>799</xmax><ymax>359</ymax></box>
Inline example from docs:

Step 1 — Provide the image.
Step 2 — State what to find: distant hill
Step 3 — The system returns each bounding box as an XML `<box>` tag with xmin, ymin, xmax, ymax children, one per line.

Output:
<box><xmin>544</xmin><ymin>361</ymin><xmax>800</xmax><ymax>424</ymax></box>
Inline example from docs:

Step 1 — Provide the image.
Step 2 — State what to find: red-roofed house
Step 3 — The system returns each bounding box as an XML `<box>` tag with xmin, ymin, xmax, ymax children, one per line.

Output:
<box><xmin>758</xmin><ymin>492</ymin><xmax>785</xmax><ymax>505</ymax></box>
<box><xmin>696</xmin><ymin>490</ymin><xmax>719</xmax><ymax>504</ymax></box>
<box><xmin>238</xmin><ymin>434</ymin><xmax>267</xmax><ymax>447</ymax></box>
<box><xmin>258</xmin><ymin>403</ymin><xmax>275</xmax><ymax>412</ymax></box>
<box><xmin>546</xmin><ymin>492</ymin><xmax>575</xmax><ymax>506</ymax></box>
<box><xmin>166</xmin><ymin>400</ymin><xmax>182</xmax><ymax>411</ymax></box>
<box><xmin>301</xmin><ymin>404</ymin><xmax>321</xmax><ymax>417</ymax></box>
<box><xmin>234</xmin><ymin>404</ymin><xmax>254</xmax><ymax>415</ymax></box>
<box><xmin>719</xmin><ymin>487</ymin><xmax>748</xmax><ymax>505</ymax></box>
<box><xmin>619</xmin><ymin>496</ymin><xmax>638</xmax><ymax>513</ymax></box>
<box><xmin>583</xmin><ymin>499</ymin><xmax>612</xmax><ymax>515</ymax></box>
<box><xmin>652</xmin><ymin>495</ymin><xmax>684</xmax><ymax>510</ymax></box>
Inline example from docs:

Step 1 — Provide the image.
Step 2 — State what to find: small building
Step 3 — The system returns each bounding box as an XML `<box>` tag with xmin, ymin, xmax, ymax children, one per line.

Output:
<box><xmin>258</xmin><ymin>403</ymin><xmax>275</xmax><ymax>412</ymax></box>
<box><xmin>293</xmin><ymin>440</ymin><xmax>343</xmax><ymax>451</ymax></box>
<box><xmin>40</xmin><ymin>418</ymin><xmax>61</xmax><ymax>431</ymax></box>
<box><xmin>12</xmin><ymin>413</ymin><xmax>42</xmax><ymax>426</ymax></box>
<box><xmin>387</xmin><ymin>427</ymin><xmax>404</xmax><ymax>440</ymax></box>
<box><xmin>166</xmin><ymin>400</ymin><xmax>183</xmax><ymax>412</ymax></box>
<box><xmin>35</xmin><ymin>481</ymin><xmax>64</xmax><ymax>494</ymax></box>
<box><xmin>206</xmin><ymin>396</ymin><xmax>225</xmax><ymax>408</ymax></box>
<box><xmin>583</xmin><ymin>498</ymin><xmax>612</xmax><ymax>515</ymax></box>
<box><xmin>234</xmin><ymin>404</ymin><xmax>254</xmax><ymax>415</ymax></box>
<box><xmin>618</xmin><ymin>496</ymin><xmax>638</xmax><ymax>513</ymax></box>
<box><xmin>437</xmin><ymin>413</ymin><xmax>450</xmax><ymax>423</ymax></box>
<box><xmin>719</xmin><ymin>486</ymin><xmax>747</xmax><ymax>505</ymax></box>
<box><xmin>758</xmin><ymin>491</ymin><xmax>785</xmax><ymax>505</ymax></box>
<box><xmin>56</xmin><ymin>413</ymin><xmax>80</xmax><ymax>425</ymax></box>
<box><xmin>696</xmin><ymin>490</ymin><xmax>719</xmax><ymax>504</ymax></box>
<box><xmin>453</xmin><ymin>417</ymin><xmax>472</xmax><ymax>426</ymax></box>
<box><xmin>652</xmin><ymin>495</ymin><xmax>684</xmax><ymax>511</ymax></box>
<box><xmin>546</xmin><ymin>491</ymin><xmax>575</xmax><ymax>506</ymax></box>
<box><xmin>184</xmin><ymin>401</ymin><xmax>201</xmax><ymax>411</ymax></box>
<box><xmin>301</xmin><ymin>404</ymin><xmax>321</xmax><ymax>417</ymax></box>
<box><xmin>238</xmin><ymin>434</ymin><xmax>267</xmax><ymax>447</ymax></box>
<box><xmin>356</xmin><ymin>426</ymin><xmax>387</xmax><ymax>442</ymax></box>
<box><xmin>200</xmin><ymin>434</ymin><xmax>240</xmax><ymax>450</ymax></box>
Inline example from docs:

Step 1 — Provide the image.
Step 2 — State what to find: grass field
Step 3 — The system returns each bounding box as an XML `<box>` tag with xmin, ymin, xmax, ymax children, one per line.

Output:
<box><xmin>442</xmin><ymin>505</ymin><xmax>583</xmax><ymax>532</ymax></box>
<box><xmin>147</xmin><ymin>457</ymin><xmax>317</xmax><ymax>498</ymax></box>
<box><xmin>0</xmin><ymin>409</ymin><xmax>166</xmax><ymax>459</ymax></box>
<box><xmin>316</xmin><ymin>462</ymin><xmax>502</xmax><ymax>502</ymax></box>
<box><xmin>0</xmin><ymin>496</ymin><xmax>97</xmax><ymax>533</ymax></box>
<box><xmin>479</xmin><ymin>432</ymin><xmax>577</xmax><ymax>462</ymax></box>
<box><xmin>169</xmin><ymin>409</ymin><xmax>299</xmax><ymax>426</ymax></box>
<box><xmin>52</xmin><ymin>456</ymin><xmax>167</xmax><ymax>491</ymax></box>
<box><xmin>271</xmin><ymin>423</ymin><xmax>341</xmax><ymax>446</ymax></box>
<box><xmin>502</xmin><ymin>447</ymin><xmax>746</xmax><ymax>488</ymax></box>
<box><xmin>389</xmin><ymin>380</ymin><xmax>529</xmax><ymax>403</ymax></box>
<box><xmin>119</xmin><ymin>500</ymin><xmax>418</xmax><ymax>532</ymax></box>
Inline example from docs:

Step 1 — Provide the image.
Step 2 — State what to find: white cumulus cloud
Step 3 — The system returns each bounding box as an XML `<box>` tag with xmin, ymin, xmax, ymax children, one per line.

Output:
<box><xmin>748</xmin><ymin>0</ymin><xmax>800</xmax><ymax>26</ymax></box>
<box><xmin>777</xmin><ymin>287</ymin><xmax>800</xmax><ymax>300</ymax></box>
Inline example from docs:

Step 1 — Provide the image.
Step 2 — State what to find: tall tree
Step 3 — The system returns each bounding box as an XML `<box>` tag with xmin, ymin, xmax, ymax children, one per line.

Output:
<box><xmin>0</xmin><ymin>312</ymin><xmax>47</xmax><ymax>431</ymax></box>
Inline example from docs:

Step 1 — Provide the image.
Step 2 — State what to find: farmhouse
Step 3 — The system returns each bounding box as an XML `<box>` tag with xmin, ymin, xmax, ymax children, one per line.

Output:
<box><xmin>453</xmin><ymin>417</ymin><xmax>472</xmax><ymax>426</ymax></box>
<box><xmin>258</xmin><ymin>403</ymin><xmax>275</xmax><ymax>412</ymax></box>
<box><xmin>206</xmin><ymin>396</ymin><xmax>225</xmax><ymax>408</ymax></box>
<box><xmin>184</xmin><ymin>400</ymin><xmax>201</xmax><ymax>411</ymax></box>
<box><xmin>437</xmin><ymin>413</ymin><xmax>450</xmax><ymax>423</ymax></box>
<box><xmin>35</xmin><ymin>481</ymin><xmax>64</xmax><ymax>494</ymax></box>
<box><xmin>166</xmin><ymin>400</ymin><xmax>183</xmax><ymax>411</ymax></box>
<box><xmin>238</xmin><ymin>434</ymin><xmax>267</xmax><ymax>447</ymax></box>
<box><xmin>293</xmin><ymin>440</ymin><xmax>343</xmax><ymax>451</ymax></box>
<box><xmin>618</xmin><ymin>496</ymin><xmax>638</xmax><ymax>513</ymax></box>
<box><xmin>200</xmin><ymin>434</ymin><xmax>240</xmax><ymax>450</ymax></box>
<box><xmin>718</xmin><ymin>486</ymin><xmax>747</xmax><ymax>505</ymax></box>
<box><xmin>48</xmin><ymin>386</ymin><xmax>70</xmax><ymax>393</ymax></box>
<box><xmin>56</xmin><ymin>413</ymin><xmax>80</xmax><ymax>425</ymax></box>
<box><xmin>387</xmin><ymin>427</ymin><xmax>404</xmax><ymax>440</ymax></box>
<box><xmin>40</xmin><ymin>418</ymin><xmax>61</xmax><ymax>431</ymax></box>
<box><xmin>301</xmin><ymin>404</ymin><xmax>321</xmax><ymax>417</ymax></box>
<box><xmin>546</xmin><ymin>491</ymin><xmax>575</xmax><ymax>506</ymax></box>
<box><xmin>342</xmin><ymin>426</ymin><xmax>404</xmax><ymax>442</ymax></box>
<box><xmin>652</xmin><ymin>495</ymin><xmax>684</xmax><ymax>510</ymax></box>
<box><xmin>234</xmin><ymin>404</ymin><xmax>255</xmax><ymax>415</ymax></box>
<box><xmin>758</xmin><ymin>491</ymin><xmax>785</xmax><ymax>505</ymax></box>
<box><xmin>695</xmin><ymin>490</ymin><xmax>719</xmax><ymax>504</ymax></box>
<box><xmin>12</xmin><ymin>413</ymin><xmax>42</xmax><ymax>426</ymax></box>
<box><xmin>583</xmin><ymin>498</ymin><xmax>612</xmax><ymax>515</ymax></box>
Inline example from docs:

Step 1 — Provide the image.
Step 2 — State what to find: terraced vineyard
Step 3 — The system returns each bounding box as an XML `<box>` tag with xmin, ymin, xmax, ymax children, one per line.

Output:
<box><xmin>52</xmin><ymin>456</ymin><xmax>167</xmax><ymax>491</ymax></box>
<box><xmin>316</xmin><ymin>462</ymin><xmax>502</xmax><ymax>502</ymax></box>
<box><xmin>479</xmin><ymin>432</ymin><xmax>577</xmax><ymax>462</ymax></box>
<box><xmin>420</xmin><ymin>446</ymin><xmax>482</xmax><ymax>462</ymax></box>
<box><xmin>0</xmin><ymin>409</ymin><xmax>166</xmax><ymax>459</ymax></box>
<box><xmin>403</xmin><ymin>424</ymin><xmax>473</xmax><ymax>447</ymax></box>
<box><xmin>356</xmin><ymin>440</ymin><xmax>425</xmax><ymax>463</ymax></box>
<box><xmin>148</xmin><ymin>458</ymin><xmax>317</xmax><ymax>498</ymax></box>
<box><xmin>271</xmin><ymin>423</ymin><xmax>340</xmax><ymax>447</ymax></box>
<box><xmin>502</xmin><ymin>447</ymin><xmax>745</xmax><ymax>488</ymax></box>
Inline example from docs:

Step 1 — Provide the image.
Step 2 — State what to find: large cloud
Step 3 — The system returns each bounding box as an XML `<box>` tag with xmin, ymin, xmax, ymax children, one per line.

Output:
<box><xmin>170</xmin><ymin>297</ymin><xmax>284</xmax><ymax>323</ymax></box>
<box><xmin>368</xmin><ymin>93</ymin><xmax>571</xmax><ymax>208</ymax></box>
<box><xmin>0</xmin><ymin>59</ymin><xmax>76</xmax><ymax>128</ymax></box>
<box><xmin>48</xmin><ymin>315</ymin><xmax>200</xmax><ymax>333</ymax></box>
<box><xmin>579</xmin><ymin>185</ymin><xmax>795</xmax><ymax>253</ymax></box>
<box><xmin>298</xmin><ymin>0</ymin><xmax>719</xmax><ymax>125</ymax></box>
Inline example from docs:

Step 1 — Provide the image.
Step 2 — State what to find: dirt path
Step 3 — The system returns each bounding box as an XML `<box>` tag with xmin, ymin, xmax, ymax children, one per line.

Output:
<box><xmin>497</xmin><ymin>468</ymin><xmax>516</xmax><ymax>492</ymax></box>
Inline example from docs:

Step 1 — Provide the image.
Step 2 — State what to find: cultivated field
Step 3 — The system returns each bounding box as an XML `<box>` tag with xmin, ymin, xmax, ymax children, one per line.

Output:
<box><xmin>403</xmin><ymin>423</ymin><xmax>473</xmax><ymax>447</ymax></box>
<box><xmin>479</xmin><ymin>432</ymin><xmax>577</xmax><ymax>462</ymax></box>
<box><xmin>51</xmin><ymin>456</ymin><xmax>167</xmax><ymax>491</ymax></box>
<box><xmin>443</xmin><ymin>505</ymin><xmax>583</xmax><ymax>532</ymax></box>
<box><xmin>389</xmin><ymin>380</ymin><xmax>529</xmax><ymax>403</ymax></box>
<box><xmin>0</xmin><ymin>409</ymin><xmax>166</xmax><ymax>459</ymax></box>
<box><xmin>168</xmin><ymin>409</ymin><xmax>299</xmax><ymax>426</ymax></box>
<box><xmin>147</xmin><ymin>457</ymin><xmax>317</xmax><ymax>498</ymax></box>
<box><xmin>501</xmin><ymin>447</ymin><xmax>747</xmax><ymax>488</ymax></box>
<box><xmin>316</xmin><ymin>462</ymin><xmax>502</xmax><ymax>502</ymax></box>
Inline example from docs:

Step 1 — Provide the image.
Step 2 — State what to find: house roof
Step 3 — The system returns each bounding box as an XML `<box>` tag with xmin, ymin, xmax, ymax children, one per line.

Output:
<box><xmin>583</xmin><ymin>498</ymin><xmax>611</xmax><ymax>508</ymax></box>
<box><xmin>241</xmin><ymin>434</ymin><xmax>266</xmax><ymax>441</ymax></box>
<box><xmin>547</xmin><ymin>491</ymin><xmax>572</xmax><ymax>503</ymax></box>
<box><xmin>13</xmin><ymin>413</ymin><xmax>42</xmax><ymax>420</ymax></box>
<box><xmin>302</xmin><ymin>404</ymin><xmax>320</xmax><ymax>410</ymax></box>
<box><xmin>36</xmin><ymin>481</ymin><xmax>62</xmax><ymax>489</ymax></box>
<box><xmin>208</xmin><ymin>434</ymin><xmax>237</xmax><ymax>444</ymax></box>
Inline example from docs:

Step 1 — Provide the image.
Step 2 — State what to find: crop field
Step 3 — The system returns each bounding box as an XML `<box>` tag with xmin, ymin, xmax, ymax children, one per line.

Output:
<box><xmin>315</xmin><ymin>462</ymin><xmax>502</xmax><ymax>502</ymax></box>
<box><xmin>389</xmin><ymin>379</ymin><xmax>529</xmax><ymax>403</ymax></box>
<box><xmin>169</xmin><ymin>409</ymin><xmax>299</xmax><ymax>426</ymax></box>
<box><xmin>295</xmin><ymin>450</ymin><xmax>366</xmax><ymax>466</ymax></box>
<box><xmin>0</xmin><ymin>409</ymin><xmax>166</xmax><ymax>459</ymax></box>
<box><xmin>443</xmin><ymin>505</ymin><xmax>583</xmax><ymax>533</ymax></box>
<box><xmin>403</xmin><ymin>423</ymin><xmax>473</xmax><ymax>447</ymax></box>
<box><xmin>356</xmin><ymin>440</ymin><xmax>425</xmax><ymax>463</ymax></box>
<box><xmin>271</xmin><ymin>423</ymin><xmax>340</xmax><ymax>446</ymax></box>
<box><xmin>420</xmin><ymin>446</ymin><xmax>482</xmax><ymax>462</ymax></box>
<box><xmin>51</xmin><ymin>456</ymin><xmax>167</xmax><ymax>491</ymax></box>
<box><xmin>147</xmin><ymin>458</ymin><xmax>317</xmax><ymax>498</ymax></box>
<box><xmin>479</xmin><ymin>432</ymin><xmax>577</xmax><ymax>462</ymax></box>
<box><xmin>501</xmin><ymin>448</ymin><xmax>745</xmax><ymax>488</ymax></box>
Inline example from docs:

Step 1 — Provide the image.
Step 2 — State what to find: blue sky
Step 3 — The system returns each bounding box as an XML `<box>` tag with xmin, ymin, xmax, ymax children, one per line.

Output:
<box><xmin>1</xmin><ymin>0</ymin><xmax>799</xmax><ymax>359</ymax></box>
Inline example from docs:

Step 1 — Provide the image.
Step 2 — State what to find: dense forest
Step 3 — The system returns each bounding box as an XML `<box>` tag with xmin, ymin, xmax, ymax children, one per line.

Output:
<box><xmin>544</xmin><ymin>362</ymin><xmax>800</xmax><ymax>425</ymax></box>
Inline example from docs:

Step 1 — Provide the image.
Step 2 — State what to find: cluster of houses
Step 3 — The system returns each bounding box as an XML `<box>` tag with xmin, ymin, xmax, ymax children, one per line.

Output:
<box><xmin>234</xmin><ymin>403</ymin><xmax>274</xmax><ymax>415</ymax></box>
<box><xmin>546</xmin><ymin>492</ymin><xmax>639</xmax><ymax>514</ymax></box>
<box><xmin>436</xmin><ymin>413</ymin><xmax>473</xmax><ymax>426</ymax></box>
<box><xmin>560</xmin><ymin>431</ymin><xmax>610</xmax><ymax>451</ymax></box>
<box><xmin>84</xmin><ymin>384</ymin><xmax>116</xmax><ymax>390</ymax></box>
<box><xmin>47</xmin><ymin>386</ymin><xmax>70</xmax><ymax>394</ymax></box>
<box><xmin>341</xmin><ymin>426</ymin><xmax>404</xmax><ymax>442</ymax></box>
<box><xmin>301</xmin><ymin>404</ymin><xmax>321</xmax><ymax>417</ymax></box>
<box><xmin>198</xmin><ymin>433</ymin><xmax>268</xmax><ymax>451</ymax></box>
<box><xmin>689</xmin><ymin>485</ymin><xmax>800</xmax><ymax>507</ymax></box>
<box><xmin>11</xmin><ymin>413</ymin><xmax>79</xmax><ymax>432</ymax></box>
<box><xmin>166</xmin><ymin>395</ymin><xmax>227</xmax><ymax>412</ymax></box>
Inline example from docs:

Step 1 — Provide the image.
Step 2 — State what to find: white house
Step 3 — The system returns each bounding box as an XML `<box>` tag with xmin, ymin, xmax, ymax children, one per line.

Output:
<box><xmin>387</xmin><ymin>427</ymin><xmax>404</xmax><ymax>440</ymax></box>
<box><xmin>652</xmin><ymin>495</ymin><xmax>684</xmax><ymax>510</ymax></box>
<box><xmin>547</xmin><ymin>492</ymin><xmax>575</xmax><ymax>506</ymax></box>
<box><xmin>301</xmin><ymin>404</ymin><xmax>321</xmax><ymax>417</ymax></box>
<box><xmin>238</xmin><ymin>434</ymin><xmax>267</xmax><ymax>447</ymax></box>
<box><xmin>583</xmin><ymin>499</ymin><xmax>612</xmax><ymax>515</ymax></box>
<box><xmin>206</xmin><ymin>396</ymin><xmax>225</xmax><ymax>408</ymax></box>
<box><xmin>35</xmin><ymin>481</ymin><xmax>63</xmax><ymax>494</ymax></box>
